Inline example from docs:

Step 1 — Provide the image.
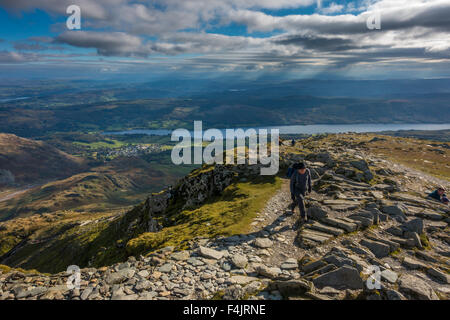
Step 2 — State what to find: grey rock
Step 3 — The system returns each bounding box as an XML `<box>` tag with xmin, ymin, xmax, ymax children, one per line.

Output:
<box><xmin>360</xmin><ymin>239</ymin><xmax>390</xmax><ymax>258</ymax></box>
<box><xmin>403</xmin><ymin>231</ymin><xmax>423</xmax><ymax>249</ymax></box>
<box><xmin>415</xmin><ymin>251</ymin><xmax>438</xmax><ymax>263</ymax></box>
<box><xmin>231</xmin><ymin>254</ymin><xmax>248</xmax><ymax>269</ymax></box>
<box><xmin>302</xmin><ymin>260</ymin><xmax>327</xmax><ymax>274</ymax></box>
<box><xmin>313</xmin><ymin>266</ymin><xmax>363</xmax><ymax>290</ymax></box>
<box><xmin>381</xmin><ymin>205</ymin><xmax>407</xmax><ymax>220</ymax></box>
<box><xmin>402</xmin><ymin>218</ymin><xmax>424</xmax><ymax>234</ymax></box>
<box><xmin>398</xmin><ymin>274</ymin><xmax>439</xmax><ymax>300</ymax></box>
<box><xmin>386</xmin><ymin>226</ymin><xmax>404</xmax><ymax>237</ymax></box>
<box><xmin>138</xmin><ymin>291</ymin><xmax>158</xmax><ymax>300</ymax></box>
<box><xmin>427</xmin><ymin>268</ymin><xmax>450</xmax><ymax>284</ymax></box>
<box><xmin>269</xmin><ymin>279</ymin><xmax>313</xmax><ymax>297</ymax></box>
<box><xmin>170</xmin><ymin>251</ymin><xmax>190</xmax><ymax>261</ymax></box>
<box><xmin>280</xmin><ymin>258</ymin><xmax>298</xmax><ymax>270</ymax></box>
<box><xmin>106</xmin><ymin>268</ymin><xmax>136</xmax><ymax>285</ymax></box>
<box><xmin>380</xmin><ymin>270</ymin><xmax>398</xmax><ymax>283</ymax></box>
<box><xmin>158</xmin><ymin>263</ymin><xmax>174</xmax><ymax>273</ymax></box>
<box><xmin>385</xmin><ymin>289</ymin><xmax>406</xmax><ymax>300</ymax></box>
<box><xmin>402</xmin><ymin>257</ymin><xmax>427</xmax><ymax>270</ymax></box>
<box><xmin>198</xmin><ymin>246</ymin><xmax>225</xmax><ymax>260</ymax></box>
<box><xmin>322</xmin><ymin>254</ymin><xmax>354</xmax><ymax>268</ymax></box>
<box><xmin>223</xmin><ymin>285</ymin><xmax>244</xmax><ymax>300</ymax></box>
<box><xmin>307</xmin><ymin>206</ymin><xmax>328</xmax><ymax>220</ymax></box>
<box><xmin>80</xmin><ymin>287</ymin><xmax>93</xmax><ymax>300</ymax></box>
<box><xmin>221</xmin><ymin>261</ymin><xmax>232</xmax><ymax>271</ymax></box>
<box><xmin>255</xmin><ymin>265</ymin><xmax>281</xmax><ymax>279</ymax></box>
<box><xmin>135</xmin><ymin>280</ymin><xmax>152</xmax><ymax>291</ymax></box>
<box><xmin>253</xmin><ymin>238</ymin><xmax>273</xmax><ymax>249</ymax></box>
<box><xmin>137</xmin><ymin>270</ymin><xmax>150</xmax><ymax>278</ymax></box>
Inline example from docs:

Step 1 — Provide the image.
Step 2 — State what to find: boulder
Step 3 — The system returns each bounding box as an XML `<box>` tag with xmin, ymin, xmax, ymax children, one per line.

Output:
<box><xmin>230</xmin><ymin>254</ymin><xmax>248</xmax><ymax>269</ymax></box>
<box><xmin>268</xmin><ymin>279</ymin><xmax>314</xmax><ymax>297</ymax></box>
<box><xmin>255</xmin><ymin>265</ymin><xmax>281</xmax><ymax>279</ymax></box>
<box><xmin>398</xmin><ymin>274</ymin><xmax>439</xmax><ymax>300</ymax></box>
<box><xmin>307</xmin><ymin>206</ymin><xmax>329</xmax><ymax>220</ymax></box>
<box><xmin>360</xmin><ymin>239</ymin><xmax>391</xmax><ymax>258</ymax></box>
<box><xmin>253</xmin><ymin>238</ymin><xmax>273</xmax><ymax>249</ymax></box>
<box><xmin>401</xmin><ymin>218</ymin><xmax>424</xmax><ymax>235</ymax></box>
<box><xmin>427</xmin><ymin>268</ymin><xmax>450</xmax><ymax>284</ymax></box>
<box><xmin>198</xmin><ymin>246</ymin><xmax>225</xmax><ymax>260</ymax></box>
<box><xmin>313</xmin><ymin>266</ymin><xmax>363</xmax><ymax>290</ymax></box>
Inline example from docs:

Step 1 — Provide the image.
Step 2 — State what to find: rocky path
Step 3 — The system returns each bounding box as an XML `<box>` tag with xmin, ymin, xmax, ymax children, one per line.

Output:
<box><xmin>1</xmin><ymin>149</ymin><xmax>449</xmax><ymax>300</ymax></box>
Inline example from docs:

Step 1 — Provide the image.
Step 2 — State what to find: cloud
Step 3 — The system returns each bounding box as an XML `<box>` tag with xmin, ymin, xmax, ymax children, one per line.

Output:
<box><xmin>0</xmin><ymin>0</ymin><xmax>449</xmax><ymax>76</ymax></box>
<box><xmin>0</xmin><ymin>51</ymin><xmax>36</xmax><ymax>63</ymax></box>
<box><xmin>55</xmin><ymin>31</ymin><xmax>147</xmax><ymax>56</ymax></box>
<box><xmin>319</xmin><ymin>2</ymin><xmax>345</xmax><ymax>14</ymax></box>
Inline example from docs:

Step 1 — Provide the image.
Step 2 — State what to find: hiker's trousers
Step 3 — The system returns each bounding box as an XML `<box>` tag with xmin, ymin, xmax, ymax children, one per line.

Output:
<box><xmin>292</xmin><ymin>193</ymin><xmax>307</xmax><ymax>218</ymax></box>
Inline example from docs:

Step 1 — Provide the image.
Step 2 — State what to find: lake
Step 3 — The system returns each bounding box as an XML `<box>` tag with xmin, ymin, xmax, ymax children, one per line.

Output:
<box><xmin>104</xmin><ymin>123</ymin><xmax>450</xmax><ymax>136</ymax></box>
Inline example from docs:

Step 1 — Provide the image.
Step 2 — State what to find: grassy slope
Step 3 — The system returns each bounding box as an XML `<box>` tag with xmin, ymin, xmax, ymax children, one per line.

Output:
<box><xmin>363</xmin><ymin>135</ymin><xmax>449</xmax><ymax>181</ymax></box>
<box><xmin>0</xmin><ymin>173</ymin><xmax>281</xmax><ymax>273</ymax></box>
<box><xmin>127</xmin><ymin>175</ymin><xmax>282</xmax><ymax>256</ymax></box>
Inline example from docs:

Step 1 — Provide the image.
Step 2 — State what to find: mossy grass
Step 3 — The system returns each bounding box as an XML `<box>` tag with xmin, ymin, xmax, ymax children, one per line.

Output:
<box><xmin>126</xmin><ymin>175</ymin><xmax>282</xmax><ymax>256</ymax></box>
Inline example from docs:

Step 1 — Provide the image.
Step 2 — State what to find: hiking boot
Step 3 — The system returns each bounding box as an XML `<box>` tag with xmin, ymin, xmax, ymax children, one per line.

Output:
<box><xmin>289</xmin><ymin>202</ymin><xmax>296</xmax><ymax>211</ymax></box>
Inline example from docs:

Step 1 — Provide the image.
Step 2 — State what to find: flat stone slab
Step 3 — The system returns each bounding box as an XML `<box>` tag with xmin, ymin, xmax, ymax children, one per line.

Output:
<box><xmin>301</xmin><ymin>260</ymin><xmax>328</xmax><ymax>274</ymax></box>
<box><xmin>198</xmin><ymin>246</ymin><xmax>225</xmax><ymax>260</ymax></box>
<box><xmin>398</xmin><ymin>274</ymin><xmax>439</xmax><ymax>300</ymax></box>
<box><xmin>389</xmin><ymin>193</ymin><xmax>430</xmax><ymax>207</ymax></box>
<box><xmin>360</xmin><ymin>239</ymin><xmax>390</xmax><ymax>258</ymax></box>
<box><xmin>418</xmin><ymin>210</ymin><xmax>444</xmax><ymax>221</ymax></box>
<box><xmin>402</xmin><ymin>257</ymin><xmax>427</xmax><ymax>270</ymax></box>
<box><xmin>365</xmin><ymin>234</ymin><xmax>400</xmax><ymax>251</ymax></box>
<box><xmin>329</xmin><ymin>204</ymin><xmax>360</xmax><ymax>211</ymax></box>
<box><xmin>381</xmin><ymin>270</ymin><xmax>398</xmax><ymax>283</ymax></box>
<box><xmin>300</xmin><ymin>229</ymin><xmax>334</xmax><ymax>244</ymax></box>
<box><xmin>323</xmin><ymin>200</ymin><xmax>361</xmax><ymax>205</ymax></box>
<box><xmin>306</xmin><ymin>221</ymin><xmax>345</xmax><ymax>236</ymax></box>
<box><xmin>427</xmin><ymin>268</ymin><xmax>450</xmax><ymax>284</ymax></box>
<box><xmin>348</xmin><ymin>215</ymin><xmax>373</xmax><ymax>228</ymax></box>
<box><xmin>321</xmin><ymin>217</ymin><xmax>358</xmax><ymax>233</ymax></box>
<box><xmin>229</xmin><ymin>276</ymin><xmax>260</xmax><ymax>285</ymax></box>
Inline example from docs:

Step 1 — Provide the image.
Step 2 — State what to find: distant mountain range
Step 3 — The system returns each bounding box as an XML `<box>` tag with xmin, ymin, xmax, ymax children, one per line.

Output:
<box><xmin>0</xmin><ymin>78</ymin><xmax>449</xmax><ymax>138</ymax></box>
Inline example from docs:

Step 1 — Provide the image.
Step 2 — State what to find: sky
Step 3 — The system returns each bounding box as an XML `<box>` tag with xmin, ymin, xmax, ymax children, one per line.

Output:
<box><xmin>0</xmin><ymin>0</ymin><xmax>449</xmax><ymax>80</ymax></box>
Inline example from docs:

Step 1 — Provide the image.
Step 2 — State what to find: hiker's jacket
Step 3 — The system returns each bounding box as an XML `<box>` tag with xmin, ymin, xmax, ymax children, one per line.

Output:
<box><xmin>429</xmin><ymin>190</ymin><xmax>447</xmax><ymax>203</ymax></box>
<box><xmin>290</xmin><ymin>169</ymin><xmax>312</xmax><ymax>196</ymax></box>
<box><xmin>428</xmin><ymin>190</ymin><xmax>444</xmax><ymax>201</ymax></box>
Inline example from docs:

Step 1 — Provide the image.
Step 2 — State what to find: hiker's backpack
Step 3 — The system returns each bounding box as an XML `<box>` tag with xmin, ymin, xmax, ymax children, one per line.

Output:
<box><xmin>286</xmin><ymin>166</ymin><xmax>295</xmax><ymax>178</ymax></box>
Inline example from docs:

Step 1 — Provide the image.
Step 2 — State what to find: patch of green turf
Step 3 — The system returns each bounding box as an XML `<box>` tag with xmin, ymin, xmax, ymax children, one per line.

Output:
<box><xmin>126</xmin><ymin>175</ymin><xmax>282</xmax><ymax>256</ymax></box>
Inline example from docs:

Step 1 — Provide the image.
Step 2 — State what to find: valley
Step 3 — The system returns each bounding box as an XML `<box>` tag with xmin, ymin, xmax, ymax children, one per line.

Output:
<box><xmin>0</xmin><ymin>132</ymin><xmax>448</xmax><ymax>300</ymax></box>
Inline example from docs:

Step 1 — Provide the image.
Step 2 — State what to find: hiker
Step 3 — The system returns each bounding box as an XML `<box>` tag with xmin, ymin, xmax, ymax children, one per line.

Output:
<box><xmin>290</xmin><ymin>162</ymin><xmax>312</xmax><ymax>222</ymax></box>
<box><xmin>428</xmin><ymin>187</ymin><xmax>449</xmax><ymax>205</ymax></box>
<box><xmin>291</xmin><ymin>139</ymin><xmax>295</xmax><ymax>146</ymax></box>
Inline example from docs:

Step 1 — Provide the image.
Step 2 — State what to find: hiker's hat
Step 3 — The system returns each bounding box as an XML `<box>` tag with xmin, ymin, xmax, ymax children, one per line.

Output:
<box><xmin>298</xmin><ymin>162</ymin><xmax>306</xmax><ymax>169</ymax></box>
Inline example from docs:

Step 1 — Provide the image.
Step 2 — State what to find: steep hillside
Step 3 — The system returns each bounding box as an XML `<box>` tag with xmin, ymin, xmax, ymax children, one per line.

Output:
<box><xmin>0</xmin><ymin>133</ymin><xmax>448</xmax><ymax>301</ymax></box>
<box><xmin>0</xmin><ymin>133</ymin><xmax>87</xmax><ymax>188</ymax></box>
<box><xmin>0</xmin><ymin>164</ymin><xmax>281</xmax><ymax>273</ymax></box>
